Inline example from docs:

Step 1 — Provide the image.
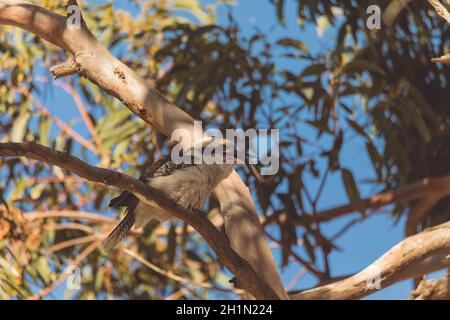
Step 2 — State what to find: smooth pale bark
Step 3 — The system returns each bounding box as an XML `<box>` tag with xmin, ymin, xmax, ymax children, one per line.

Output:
<box><xmin>292</xmin><ymin>221</ymin><xmax>450</xmax><ymax>300</ymax></box>
<box><xmin>427</xmin><ymin>0</ymin><xmax>450</xmax><ymax>24</ymax></box>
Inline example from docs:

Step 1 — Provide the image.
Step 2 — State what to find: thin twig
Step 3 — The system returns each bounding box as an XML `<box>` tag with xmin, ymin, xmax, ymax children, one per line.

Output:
<box><xmin>29</xmin><ymin>240</ymin><xmax>101</xmax><ymax>300</ymax></box>
<box><xmin>19</xmin><ymin>86</ymin><xmax>98</xmax><ymax>154</ymax></box>
<box><xmin>120</xmin><ymin>247</ymin><xmax>244</xmax><ymax>294</ymax></box>
<box><xmin>43</xmin><ymin>222</ymin><xmax>95</xmax><ymax>234</ymax></box>
<box><xmin>286</xmin><ymin>268</ymin><xmax>308</xmax><ymax>291</ymax></box>
<box><xmin>311</xmin><ymin>175</ymin><xmax>450</xmax><ymax>223</ymax></box>
<box><xmin>25</xmin><ymin>210</ymin><xmax>116</xmax><ymax>225</ymax></box>
<box><xmin>55</xmin><ymin>80</ymin><xmax>105</xmax><ymax>157</ymax></box>
<box><xmin>265</xmin><ymin>231</ymin><xmax>325</xmax><ymax>280</ymax></box>
<box><xmin>47</xmin><ymin>234</ymin><xmax>99</xmax><ymax>254</ymax></box>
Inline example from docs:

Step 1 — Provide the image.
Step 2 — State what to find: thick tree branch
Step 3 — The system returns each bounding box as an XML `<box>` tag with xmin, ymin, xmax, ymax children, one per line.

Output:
<box><xmin>427</xmin><ymin>0</ymin><xmax>450</xmax><ymax>24</ymax></box>
<box><xmin>427</xmin><ymin>0</ymin><xmax>450</xmax><ymax>64</ymax></box>
<box><xmin>0</xmin><ymin>0</ymin><xmax>286</xmax><ymax>298</ymax></box>
<box><xmin>0</xmin><ymin>142</ymin><xmax>279</xmax><ymax>300</ymax></box>
<box><xmin>405</xmin><ymin>195</ymin><xmax>443</xmax><ymax>237</ymax></box>
<box><xmin>411</xmin><ymin>274</ymin><xmax>450</xmax><ymax>300</ymax></box>
<box><xmin>291</xmin><ymin>221</ymin><xmax>450</xmax><ymax>300</ymax></box>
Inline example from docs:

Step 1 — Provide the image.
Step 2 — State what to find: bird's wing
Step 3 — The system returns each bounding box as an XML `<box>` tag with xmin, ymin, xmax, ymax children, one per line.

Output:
<box><xmin>140</xmin><ymin>158</ymin><xmax>171</xmax><ymax>181</ymax></box>
<box><xmin>108</xmin><ymin>158</ymin><xmax>171</xmax><ymax>208</ymax></box>
<box><xmin>104</xmin><ymin>158</ymin><xmax>198</xmax><ymax>251</ymax></box>
<box><xmin>109</xmin><ymin>156</ymin><xmax>197</xmax><ymax>207</ymax></box>
<box><xmin>141</xmin><ymin>159</ymin><xmax>195</xmax><ymax>181</ymax></box>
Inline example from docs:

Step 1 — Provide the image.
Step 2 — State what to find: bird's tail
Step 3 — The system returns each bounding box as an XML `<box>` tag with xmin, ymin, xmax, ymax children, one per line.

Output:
<box><xmin>102</xmin><ymin>209</ymin><xmax>135</xmax><ymax>252</ymax></box>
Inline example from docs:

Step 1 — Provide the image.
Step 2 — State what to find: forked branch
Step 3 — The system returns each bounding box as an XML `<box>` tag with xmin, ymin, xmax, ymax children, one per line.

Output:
<box><xmin>291</xmin><ymin>221</ymin><xmax>450</xmax><ymax>300</ymax></box>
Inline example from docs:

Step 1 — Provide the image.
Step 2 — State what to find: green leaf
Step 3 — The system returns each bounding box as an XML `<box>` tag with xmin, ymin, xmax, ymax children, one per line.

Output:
<box><xmin>302</xmin><ymin>234</ymin><xmax>316</xmax><ymax>263</ymax></box>
<box><xmin>341</xmin><ymin>59</ymin><xmax>386</xmax><ymax>77</ymax></box>
<box><xmin>95</xmin><ymin>268</ymin><xmax>104</xmax><ymax>292</ymax></box>
<box><xmin>173</xmin><ymin>0</ymin><xmax>214</xmax><ymax>24</ymax></box>
<box><xmin>277</xmin><ymin>38</ymin><xmax>308</xmax><ymax>52</ymax></box>
<box><xmin>409</xmin><ymin>87</ymin><xmax>439</xmax><ymax>125</ymax></box>
<box><xmin>276</xmin><ymin>0</ymin><xmax>285</xmax><ymax>24</ymax></box>
<box><xmin>39</xmin><ymin>117</ymin><xmax>51</xmax><ymax>146</ymax></box>
<box><xmin>366</xmin><ymin>142</ymin><xmax>383</xmax><ymax>182</ymax></box>
<box><xmin>11</xmin><ymin>103</ymin><xmax>30</xmax><ymax>142</ymax></box>
<box><xmin>397</xmin><ymin>97</ymin><xmax>431</xmax><ymax>142</ymax></box>
<box><xmin>341</xmin><ymin>169</ymin><xmax>364</xmax><ymax>213</ymax></box>
<box><xmin>10</xmin><ymin>178</ymin><xmax>27</xmax><ymax>200</ymax></box>
<box><xmin>347</xmin><ymin>119</ymin><xmax>368</xmax><ymax>138</ymax></box>
<box><xmin>301</xmin><ymin>64</ymin><xmax>326</xmax><ymax>78</ymax></box>
<box><xmin>36</xmin><ymin>255</ymin><xmax>51</xmax><ymax>284</ymax></box>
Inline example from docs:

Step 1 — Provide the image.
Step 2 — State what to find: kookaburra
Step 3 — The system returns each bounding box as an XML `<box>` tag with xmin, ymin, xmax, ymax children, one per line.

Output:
<box><xmin>102</xmin><ymin>136</ymin><xmax>240</xmax><ymax>252</ymax></box>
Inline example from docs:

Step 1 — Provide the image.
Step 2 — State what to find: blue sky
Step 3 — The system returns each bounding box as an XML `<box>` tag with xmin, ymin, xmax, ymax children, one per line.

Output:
<box><xmin>27</xmin><ymin>0</ymin><xmax>438</xmax><ymax>299</ymax></box>
<box><xmin>218</xmin><ymin>0</ymin><xmax>414</xmax><ymax>299</ymax></box>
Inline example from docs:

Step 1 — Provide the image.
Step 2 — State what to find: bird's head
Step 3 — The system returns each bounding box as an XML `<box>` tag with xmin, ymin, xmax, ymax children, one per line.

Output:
<box><xmin>188</xmin><ymin>136</ymin><xmax>275</xmax><ymax>185</ymax></box>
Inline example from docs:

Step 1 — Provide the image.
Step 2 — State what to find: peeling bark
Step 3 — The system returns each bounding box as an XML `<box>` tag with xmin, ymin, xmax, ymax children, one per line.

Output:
<box><xmin>411</xmin><ymin>275</ymin><xmax>450</xmax><ymax>300</ymax></box>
